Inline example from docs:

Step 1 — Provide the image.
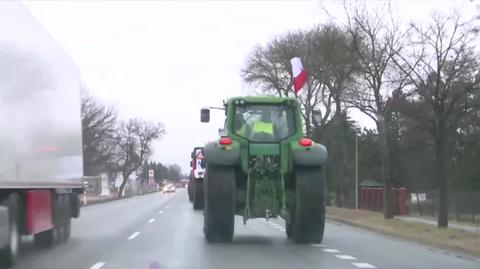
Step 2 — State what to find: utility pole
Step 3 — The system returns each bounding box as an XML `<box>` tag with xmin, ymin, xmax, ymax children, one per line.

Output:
<box><xmin>355</xmin><ymin>135</ymin><xmax>359</xmax><ymax>209</ymax></box>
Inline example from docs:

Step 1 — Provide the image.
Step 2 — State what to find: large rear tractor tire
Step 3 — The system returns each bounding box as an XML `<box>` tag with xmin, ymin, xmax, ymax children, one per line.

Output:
<box><xmin>0</xmin><ymin>193</ymin><xmax>21</xmax><ymax>268</ymax></box>
<box><xmin>293</xmin><ymin>166</ymin><xmax>326</xmax><ymax>244</ymax></box>
<box><xmin>193</xmin><ymin>179</ymin><xmax>204</xmax><ymax>210</ymax></box>
<box><xmin>203</xmin><ymin>163</ymin><xmax>235</xmax><ymax>243</ymax></box>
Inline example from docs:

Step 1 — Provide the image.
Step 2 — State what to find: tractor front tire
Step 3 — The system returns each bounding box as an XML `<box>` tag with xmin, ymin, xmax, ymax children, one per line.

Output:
<box><xmin>203</xmin><ymin>163</ymin><xmax>235</xmax><ymax>243</ymax></box>
<box><xmin>193</xmin><ymin>179</ymin><xmax>204</xmax><ymax>210</ymax></box>
<box><xmin>293</xmin><ymin>166</ymin><xmax>326</xmax><ymax>244</ymax></box>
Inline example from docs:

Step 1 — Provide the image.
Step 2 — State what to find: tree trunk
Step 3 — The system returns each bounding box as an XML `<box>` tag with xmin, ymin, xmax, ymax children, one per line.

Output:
<box><xmin>416</xmin><ymin>192</ymin><xmax>423</xmax><ymax>216</ymax></box>
<box><xmin>117</xmin><ymin>172</ymin><xmax>130</xmax><ymax>198</ymax></box>
<box><xmin>341</xmin><ymin>121</ymin><xmax>354</xmax><ymax>208</ymax></box>
<box><xmin>435</xmin><ymin>135</ymin><xmax>448</xmax><ymax>228</ymax></box>
<box><xmin>377</xmin><ymin>114</ymin><xmax>394</xmax><ymax>219</ymax></box>
<box><xmin>305</xmin><ymin>115</ymin><xmax>312</xmax><ymax>137</ymax></box>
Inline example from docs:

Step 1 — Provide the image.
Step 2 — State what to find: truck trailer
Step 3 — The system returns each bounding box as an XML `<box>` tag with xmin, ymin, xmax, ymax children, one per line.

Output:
<box><xmin>0</xmin><ymin>2</ymin><xmax>84</xmax><ymax>267</ymax></box>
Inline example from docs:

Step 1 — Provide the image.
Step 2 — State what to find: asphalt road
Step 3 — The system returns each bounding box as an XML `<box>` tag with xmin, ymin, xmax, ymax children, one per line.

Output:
<box><xmin>12</xmin><ymin>189</ymin><xmax>480</xmax><ymax>269</ymax></box>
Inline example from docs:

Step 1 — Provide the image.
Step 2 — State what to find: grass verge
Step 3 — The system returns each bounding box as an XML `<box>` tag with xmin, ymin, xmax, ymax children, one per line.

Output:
<box><xmin>327</xmin><ymin>207</ymin><xmax>480</xmax><ymax>257</ymax></box>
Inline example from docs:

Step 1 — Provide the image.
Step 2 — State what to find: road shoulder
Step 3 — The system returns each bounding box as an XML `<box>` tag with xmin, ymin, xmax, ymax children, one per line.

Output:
<box><xmin>327</xmin><ymin>207</ymin><xmax>480</xmax><ymax>258</ymax></box>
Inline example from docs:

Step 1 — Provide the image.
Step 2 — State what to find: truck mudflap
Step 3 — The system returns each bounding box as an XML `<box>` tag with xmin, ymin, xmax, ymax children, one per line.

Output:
<box><xmin>204</xmin><ymin>140</ymin><xmax>241</xmax><ymax>166</ymax></box>
<box><xmin>292</xmin><ymin>143</ymin><xmax>328</xmax><ymax>166</ymax></box>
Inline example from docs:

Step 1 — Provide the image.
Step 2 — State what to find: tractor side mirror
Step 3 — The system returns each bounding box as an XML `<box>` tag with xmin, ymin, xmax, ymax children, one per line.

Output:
<box><xmin>191</xmin><ymin>151</ymin><xmax>195</xmax><ymax>159</ymax></box>
<box><xmin>312</xmin><ymin>110</ymin><xmax>322</xmax><ymax>126</ymax></box>
<box><xmin>201</xmin><ymin>108</ymin><xmax>210</xmax><ymax>122</ymax></box>
<box><xmin>189</xmin><ymin>160</ymin><xmax>193</xmax><ymax>168</ymax></box>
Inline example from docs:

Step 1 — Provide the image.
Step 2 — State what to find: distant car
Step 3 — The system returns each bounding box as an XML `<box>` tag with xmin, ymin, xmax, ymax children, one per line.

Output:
<box><xmin>163</xmin><ymin>184</ymin><xmax>176</xmax><ymax>193</ymax></box>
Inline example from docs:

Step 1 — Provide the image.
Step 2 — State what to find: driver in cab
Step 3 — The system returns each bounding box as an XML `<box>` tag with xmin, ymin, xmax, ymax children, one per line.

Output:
<box><xmin>250</xmin><ymin>110</ymin><xmax>277</xmax><ymax>141</ymax></box>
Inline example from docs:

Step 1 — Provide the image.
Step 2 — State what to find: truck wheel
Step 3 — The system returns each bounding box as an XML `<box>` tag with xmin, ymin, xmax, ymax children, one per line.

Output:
<box><xmin>193</xmin><ymin>180</ymin><xmax>204</xmax><ymax>210</ymax></box>
<box><xmin>60</xmin><ymin>195</ymin><xmax>71</xmax><ymax>242</ymax></box>
<box><xmin>203</xmin><ymin>163</ymin><xmax>235</xmax><ymax>243</ymax></box>
<box><xmin>54</xmin><ymin>195</ymin><xmax>65</xmax><ymax>244</ymax></box>
<box><xmin>188</xmin><ymin>182</ymin><xmax>193</xmax><ymax>202</ymax></box>
<box><xmin>0</xmin><ymin>193</ymin><xmax>21</xmax><ymax>268</ymax></box>
<box><xmin>293</xmin><ymin>166</ymin><xmax>326</xmax><ymax>244</ymax></box>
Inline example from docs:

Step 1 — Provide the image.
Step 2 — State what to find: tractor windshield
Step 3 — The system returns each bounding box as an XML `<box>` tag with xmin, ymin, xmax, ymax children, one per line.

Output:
<box><xmin>233</xmin><ymin>104</ymin><xmax>295</xmax><ymax>142</ymax></box>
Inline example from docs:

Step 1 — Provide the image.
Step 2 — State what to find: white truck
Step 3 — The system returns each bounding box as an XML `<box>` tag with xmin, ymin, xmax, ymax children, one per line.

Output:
<box><xmin>0</xmin><ymin>2</ymin><xmax>84</xmax><ymax>267</ymax></box>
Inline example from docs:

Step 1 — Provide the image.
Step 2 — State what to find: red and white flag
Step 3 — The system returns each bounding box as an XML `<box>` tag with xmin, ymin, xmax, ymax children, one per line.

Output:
<box><xmin>291</xmin><ymin>57</ymin><xmax>308</xmax><ymax>93</ymax></box>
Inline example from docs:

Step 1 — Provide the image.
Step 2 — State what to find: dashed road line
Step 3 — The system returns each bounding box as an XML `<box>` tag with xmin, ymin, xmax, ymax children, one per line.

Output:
<box><xmin>158</xmin><ymin>210</ymin><xmax>163</xmax><ymax>215</ymax></box>
<box><xmin>352</xmin><ymin>262</ymin><xmax>376</xmax><ymax>268</ymax></box>
<box><xmin>89</xmin><ymin>262</ymin><xmax>105</xmax><ymax>269</ymax></box>
<box><xmin>127</xmin><ymin>231</ymin><xmax>140</xmax><ymax>240</ymax></box>
<box><xmin>322</xmin><ymin>248</ymin><xmax>340</xmax><ymax>253</ymax></box>
<box><xmin>311</xmin><ymin>244</ymin><xmax>327</xmax><ymax>247</ymax></box>
<box><xmin>278</xmin><ymin>228</ymin><xmax>286</xmax><ymax>232</ymax></box>
<box><xmin>148</xmin><ymin>218</ymin><xmax>155</xmax><ymax>223</ymax></box>
<box><xmin>335</xmin><ymin>255</ymin><xmax>356</xmax><ymax>260</ymax></box>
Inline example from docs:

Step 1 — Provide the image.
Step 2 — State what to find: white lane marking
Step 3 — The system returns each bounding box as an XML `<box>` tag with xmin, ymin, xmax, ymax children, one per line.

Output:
<box><xmin>148</xmin><ymin>218</ymin><xmax>155</xmax><ymax>223</ymax></box>
<box><xmin>127</xmin><ymin>231</ymin><xmax>140</xmax><ymax>240</ymax></box>
<box><xmin>335</xmin><ymin>255</ymin><xmax>356</xmax><ymax>260</ymax></box>
<box><xmin>165</xmin><ymin>205</ymin><xmax>170</xmax><ymax>209</ymax></box>
<box><xmin>352</xmin><ymin>262</ymin><xmax>376</xmax><ymax>268</ymax></box>
<box><xmin>278</xmin><ymin>228</ymin><xmax>286</xmax><ymax>232</ymax></box>
<box><xmin>90</xmin><ymin>262</ymin><xmax>105</xmax><ymax>269</ymax></box>
<box><xmin>322</xmin><ymin>248</ymin><xmax>340</xmax><ymax>253</ymax></box>
<box><xmin>311</xmin><ymin>244</ymin><xmax>327</xmax><ymax>247</ymax></box>
<box><xmin>158</xmin><ymin>210</ymin><xmax>163</xmax><ymax>215</ymax></box>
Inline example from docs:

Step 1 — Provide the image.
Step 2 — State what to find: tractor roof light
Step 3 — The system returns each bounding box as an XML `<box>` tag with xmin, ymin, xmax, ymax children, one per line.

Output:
<box><xmin>299</xmin><ymin>138</ymin><xmax>313</xmax><ymax>147</ymax></box>
<box><xmin>219</xmin><ymin>137</ymin><xmax>233</xmax><ymax>145</ymax></box>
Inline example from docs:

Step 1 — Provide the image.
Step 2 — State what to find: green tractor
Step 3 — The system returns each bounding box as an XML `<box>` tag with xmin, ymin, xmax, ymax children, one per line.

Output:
<box><xmin>200</xmin><ymin>96</ymin><xmax>327</xmax><ymax>244</ymax></box>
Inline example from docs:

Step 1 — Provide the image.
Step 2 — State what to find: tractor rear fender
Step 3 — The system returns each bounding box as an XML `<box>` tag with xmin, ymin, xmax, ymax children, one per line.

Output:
<box><xmin>204</xmin><ymin>140</ymin><xmax>241</xmax><ymax>166</ymax></box>
<box><xmin>291</xmin><ymin>143</ymin><xmax>328</xmax><ymax>166</ymax></box>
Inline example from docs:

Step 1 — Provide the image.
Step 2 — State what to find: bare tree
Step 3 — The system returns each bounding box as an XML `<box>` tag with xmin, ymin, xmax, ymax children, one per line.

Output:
<box><xmin>114</xmin><ymin>119</ymin><xmax>165</xmax><ymax>198</ymax></box>
<box><xmin>242</xmin><ymin>26</ymin><xmax>359</xmax><ymax>137</ymax></box>
<box><xmin>310</xmin><ymin>24</ymin><xmax>360</xmax><ymax>207</ymax></box>
<box><xmin>393</xmin><ymin>11</ymin><xmax>480</xmax><ymax>227</ymax></box>
<box><xmin>81</xmin><ymin>93</ymin><xmax>117</xmax><ymax>176</ymax></box>
<box><xmin>343</xmin><ymin>2</ymin><xmax>406</xmax><ymax>218</ymax></box>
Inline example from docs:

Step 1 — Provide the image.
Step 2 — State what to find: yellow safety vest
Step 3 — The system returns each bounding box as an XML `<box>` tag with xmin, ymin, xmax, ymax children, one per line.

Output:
<box><xmin>252</xmin><ymin>121</ymin><xmax>274</xmax><ymax>135</ymax></box>
<box><xmin>237</xmin><ymin>125</ymin><xmax>246</xmax><ymax>136</ymax></box>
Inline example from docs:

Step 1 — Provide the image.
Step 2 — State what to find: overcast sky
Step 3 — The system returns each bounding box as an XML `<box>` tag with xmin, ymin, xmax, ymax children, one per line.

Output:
<box><xmin>23</xmin><ymin>1</ymin><xmax>478</xmax><ymax>173</ymax></box>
